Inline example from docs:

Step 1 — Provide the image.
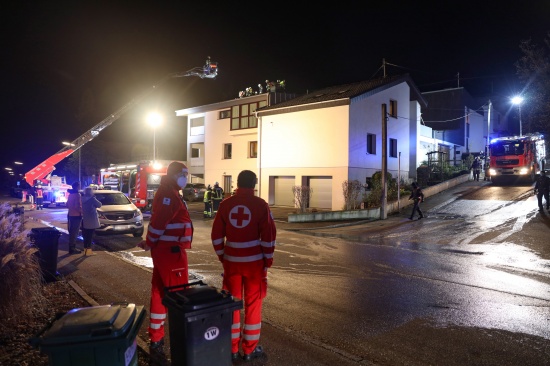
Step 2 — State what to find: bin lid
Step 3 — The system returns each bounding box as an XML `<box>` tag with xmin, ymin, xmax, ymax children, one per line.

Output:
<box><xmin>163</xmin><ymin>285</ymin><xmax>234</xmax><ymax>312</ymax></box>
<box><xmin>30</xmin><ymin>227</ymin><xmax>61</xmax><ymax>236</ymax></box>
<box><xmin>39</xmin><ymin>303</ymin><xmax>138</xmax><ymax>346</ymax></box>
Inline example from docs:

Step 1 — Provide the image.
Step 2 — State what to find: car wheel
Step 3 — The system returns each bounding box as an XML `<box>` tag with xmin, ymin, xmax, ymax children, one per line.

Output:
<box><xmin>133</xmin><ymin>228</ymin><xmax>144</xmax><ymax>238</ymax></box>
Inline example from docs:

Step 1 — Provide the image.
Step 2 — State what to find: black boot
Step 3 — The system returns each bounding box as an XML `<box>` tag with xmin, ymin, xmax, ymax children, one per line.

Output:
<box><xmin>69</xmin><ymin>246</ymin><xmax>82</xmax><ymax>254</ymax></box>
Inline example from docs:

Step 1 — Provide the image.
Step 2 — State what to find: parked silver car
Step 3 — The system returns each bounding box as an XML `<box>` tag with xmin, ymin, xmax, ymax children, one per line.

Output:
<box><xmin>182</xmin><ymin>183</ymin><xmax>207</xmax><ymax>202</ymax></box>
<box><xmin>93</xmin><ymin>190</ymin><xmax>144</xmax><ymax>237</ymax></box>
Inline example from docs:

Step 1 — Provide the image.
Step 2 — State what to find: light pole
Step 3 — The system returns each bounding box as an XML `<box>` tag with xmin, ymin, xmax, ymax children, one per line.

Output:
<box><xmin>511</xmin><ymin>96</ymin><xmax>523</xmax><ymax>136</ymax></box>
<box><xmin>147</xmin><ymin>112</ymin><xmax>163</xmax><ymax>165</ymax></box>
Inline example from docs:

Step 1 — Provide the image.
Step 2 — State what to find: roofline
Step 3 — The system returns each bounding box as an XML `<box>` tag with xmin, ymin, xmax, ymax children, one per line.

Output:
<box><xmin>257</xmin><ymin>98</ymin><xmax>349</xmax><ymax>116</ymax></box>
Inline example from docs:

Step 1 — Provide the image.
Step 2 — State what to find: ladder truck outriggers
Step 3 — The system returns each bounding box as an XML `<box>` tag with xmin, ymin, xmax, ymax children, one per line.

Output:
<box><xmin>23</xmin><ymin>57</ymin><xmax>218</xmax><ymax>205</ymax></box>
<box><xmin>488</xmin><ymin>133</ymin><xmax>546</xmax><ymax>184</ymax></box>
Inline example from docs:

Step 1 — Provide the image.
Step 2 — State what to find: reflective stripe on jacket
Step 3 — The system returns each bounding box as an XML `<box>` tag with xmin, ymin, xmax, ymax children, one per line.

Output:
<box><xmin>146</xmin><ymin>175</ymin><xmax>193</xmax><ymax>249</ymax></box>
<box><xmin>211</xmin><ymin>187</ymin><xmax>276</xmax><ymax>268</ymax></box>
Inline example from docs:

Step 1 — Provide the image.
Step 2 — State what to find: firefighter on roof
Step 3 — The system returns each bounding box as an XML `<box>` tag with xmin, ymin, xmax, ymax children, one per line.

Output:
<box><xmin>138</xmin><ymin>161</ymin><xmax>193</xmax><ymax>358</ymax></box>
<box><xmin>211</xmin><ymin>170</ymin><xmax>276</xmax><ymax>361</ymax></box>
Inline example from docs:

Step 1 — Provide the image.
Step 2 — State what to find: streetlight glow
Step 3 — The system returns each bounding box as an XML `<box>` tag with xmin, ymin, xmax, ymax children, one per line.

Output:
<box><xmin>147</xmin><ymin>113</ymin><xmax>163</xmax><ymax>164</ymax></box>
<box><xmin>511</xmin><ymin>96</ymin><xmax>524</xmax><ymax>137</ymax></box>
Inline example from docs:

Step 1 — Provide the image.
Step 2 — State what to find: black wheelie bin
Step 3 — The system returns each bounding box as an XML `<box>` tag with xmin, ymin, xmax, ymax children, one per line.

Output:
<box><xmin>162</xmin><ymin>281</ymin><xmax>243</xmax><ymax>366</ymax></box>
<box><xmin>30</xmin><ymin>302</ymin><xmax>145</xmax><ymax>366</ymax></box>
<box><xmin>29</xmin><ymin>227</ymin><xmax>61</xmax><ymax>282</ymax></box>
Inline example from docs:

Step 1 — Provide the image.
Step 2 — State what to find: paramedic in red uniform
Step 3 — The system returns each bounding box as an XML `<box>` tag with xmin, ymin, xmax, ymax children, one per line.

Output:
<box><xmin>211</xmin><ymin>170</ymin><xmax>276</xmax><ymax>362</ymax></box>
<box><xmin>138</xmin><ymin>161</ymin><xmax>193</xmax><ymax>357</ymax></box>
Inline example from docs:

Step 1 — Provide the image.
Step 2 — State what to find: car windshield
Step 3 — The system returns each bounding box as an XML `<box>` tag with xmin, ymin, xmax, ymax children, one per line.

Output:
<box><xmin>95</xmin><ymin>193</ymin><xmax>131</xmax><ymax>205</ymax></box>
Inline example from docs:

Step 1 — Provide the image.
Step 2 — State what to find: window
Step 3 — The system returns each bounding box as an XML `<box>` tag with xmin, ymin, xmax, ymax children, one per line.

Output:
<box><xmin>189</xmin><ymin>116</ymin><xmax>205</xmax><ymax>136</ymax></box>
<box><xmin>191</xmin><ymin>148</ymin><xmax>200</xmax><ymax>158</ymax></box>
<box><xmin>249</xmin><ymin>141</ymin><xmax>258</xmax><ymax>158</ymax></box>
<box><xmin>389</xmin><ymin>100</ymin><xmax>397</xmax><ymax>118</ymax></box>
<box><xmin>219</xmin><ymin>110</ymin><xmax>230</xmax><ymax>119</ymax></box>
<box><xmin>231</xmin><ymin>101</ymin><xmax>267</xmax><ymax>130</ymax></box>
<box><xmin>366</xmin><ymin>133</ymin><xmax>376</xmax><ymax>154</ymax></box>
<box><xmin>223</xmin><ymin>143</ymin><xmax>232</xmax><ymax>159</ymax></box>
<box><xmin>389</xmin><ymin>138</ymin><xmax>397</xmax><ymax>158</ymax></box>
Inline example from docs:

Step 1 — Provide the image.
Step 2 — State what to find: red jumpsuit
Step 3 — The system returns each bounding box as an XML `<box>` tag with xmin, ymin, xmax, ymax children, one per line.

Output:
<box><xmin>144</xmin><ymin>175</ymin><xmax>193</xmax><ymax>343</ymax></box>
<box><xmin>211</xmin><ymin>187</ymin><xmax>276</xmax><ymax>355</ymax></box>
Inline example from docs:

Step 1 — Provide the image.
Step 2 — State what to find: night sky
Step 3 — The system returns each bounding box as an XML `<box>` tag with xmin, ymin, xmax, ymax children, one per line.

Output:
<box><xmin>1</xmin><ymin>1</ymin><xmax>549</xmax><ymax>184</ymax></box>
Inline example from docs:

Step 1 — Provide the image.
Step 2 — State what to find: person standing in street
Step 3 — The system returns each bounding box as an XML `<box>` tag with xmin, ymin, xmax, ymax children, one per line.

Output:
<box><xmin>66</xmin><ymin>181</ymin><xmax>83</xmax><ymax>254</ymax></box>
<box><xmin>35</xmin><ymin>184</ymin><xmax>44</xmax><ymax>210</ymax></box>
<box><xmin>81</xmin><ymin>186</ymin><xmax>102</xmax><ymax>256</ymax></box>
<box><xmin>137</xmin><ymin>161</ymin><xmax>193</xmax><ymax>359</ymax></box>
<box><xmin>203</xmin><ymin>185</ymin><xmax>213</xmax><ymax>218</ymax></box>
<box><xmin>534</xmin><ymin>169</ymin><xmax>550</xmax><ymax>211</ymax></box>
<box><xmin>211</xmin><ymin>170</ymin><xmax>276</xmax><ymax>362</ymax></box>
<box><xmin>471</xmin><ymin>157</ymin><xmax>481</xmax><ymax>182</ymax></box>
<box><xmin>212</xmin><ymin>181</ymin><xmax>224</xmax><ymax>216</ymax></box>
<box><xmin>408</xmin><ymin>182</ymin><xmax>425</xmax><ymax>220</ymax></box>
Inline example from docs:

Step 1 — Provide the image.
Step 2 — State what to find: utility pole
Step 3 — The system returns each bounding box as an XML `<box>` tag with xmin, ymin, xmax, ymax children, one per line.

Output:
<box><xmin>486</xmin><ymin>100</ymin><xmax>492</xmax><ymax>156</ymax></box>
<box><xmin>381</xmin><ymin>104</ymin><xmax>388</xmax><ymax>219</ymax></box>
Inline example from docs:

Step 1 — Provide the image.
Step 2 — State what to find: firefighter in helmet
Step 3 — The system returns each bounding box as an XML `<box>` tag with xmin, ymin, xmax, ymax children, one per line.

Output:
<box><xmin>204</xmin><ymin>185</ymin><xmax>213</xmax><ymax>218</ymax></box>
<box><xmin>212</xmin><ymin>182</ymin><xmax>224</xmax><ymax>216</ymax></box>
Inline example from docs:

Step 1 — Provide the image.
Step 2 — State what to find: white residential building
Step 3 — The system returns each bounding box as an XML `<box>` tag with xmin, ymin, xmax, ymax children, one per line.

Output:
<box><xmin>176</xmin><ymin>74</ymin><xmax>428</xmax><ymax>211</ymax></box>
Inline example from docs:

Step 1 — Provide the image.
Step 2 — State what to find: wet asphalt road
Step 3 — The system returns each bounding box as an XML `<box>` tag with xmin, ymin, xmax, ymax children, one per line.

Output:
<box><xmin>6</xmin><ymin>180</ymin><xmax>550</xmax><ymax>366</ymax></box>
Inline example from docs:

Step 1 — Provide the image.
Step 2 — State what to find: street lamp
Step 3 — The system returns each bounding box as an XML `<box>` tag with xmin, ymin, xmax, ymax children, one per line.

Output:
<box><xmin>511</xmin><ymin>96</ymin><xmax>523</xmax><ymax>136</ymax></box>
<box><xmin>147</xmin><ymin>112</ymin><xmax>163</xmax><ymax>165</ymax></box>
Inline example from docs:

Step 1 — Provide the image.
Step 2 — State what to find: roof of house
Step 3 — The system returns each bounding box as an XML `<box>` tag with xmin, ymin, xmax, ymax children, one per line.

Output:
<box><xmin>257</xmin><ymin>74</ymin><xmax>427</xmax><ymax>116</ymax></box>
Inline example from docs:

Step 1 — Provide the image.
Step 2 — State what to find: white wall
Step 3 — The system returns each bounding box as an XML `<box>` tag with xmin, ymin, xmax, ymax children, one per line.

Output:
<box><xmin>259</xmin><ymin>105</ymin><xmax>350</xmax><ymax>210</ymax></box>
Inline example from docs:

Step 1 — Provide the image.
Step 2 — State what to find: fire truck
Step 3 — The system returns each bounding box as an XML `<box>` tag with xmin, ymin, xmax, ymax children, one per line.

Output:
<box><xmin>23</xmin><ymin>58</ymin><xmax>218</xmax><ymax>194</ymax></box>
<box><xmin>488</xmin><ymin>133</ymin><xmax>546</xmax><ymax>184</ymax></box>
<box><xmin>99</xmin><ymin>160</ymin><xmax>185</xmax><ymax>212</ymax></box>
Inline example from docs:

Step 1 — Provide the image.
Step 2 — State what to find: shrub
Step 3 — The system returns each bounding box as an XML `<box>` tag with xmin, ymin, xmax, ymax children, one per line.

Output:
<box><xmin>292</xmin><ymin>185</ymin><xmax>312</xmax><ymax>213</ymax></box>
<box><xmin>0</xmin><ymin>203</ymin><xmax>44</xmax><ymax>332</ymax></box>
<box><xmin>342</xmin><ymin>180</ymin><xmax>363</xmax><ymax>210</ymax></box>
<box><xmin>362</xmin><ymin>171</ymin><xmax>400</xmax><ymax>208</ymax></box>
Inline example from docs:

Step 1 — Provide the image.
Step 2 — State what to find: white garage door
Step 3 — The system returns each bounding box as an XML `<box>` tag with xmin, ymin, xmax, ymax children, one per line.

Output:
<box><xmin>309</xmin><ymin>177</ymin><xmax>332</xmax><ymax>209</ymax></box>
<box><xmin>274</xmin><ymin>176</ymin><xmax>295</xmax><ymax>206</ymax></box>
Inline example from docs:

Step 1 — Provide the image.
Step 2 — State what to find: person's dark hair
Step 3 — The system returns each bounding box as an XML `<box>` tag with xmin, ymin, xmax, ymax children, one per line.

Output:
<box><xmin>237</xmin><ymin>170</ymin><xmax>257</xmax><ymax>189</ymax></box>
<box><xmin>411</xmin><ymin>182</ymin><xmax>418</xmax><ymax>188</ymax></box>
<box><xmin>72</xmin><ymin>181</ymin><xmax>80</xmax><ymax>190</ymax></box>
<box><xmin>167</xmin><ymin>161</ymin><xmax>187</xmax><ymax>176</ymax></box>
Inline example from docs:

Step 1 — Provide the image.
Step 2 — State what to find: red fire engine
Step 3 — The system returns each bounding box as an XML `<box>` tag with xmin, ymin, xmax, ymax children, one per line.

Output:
<box><xmin>99</xmin><ymin>160</ymin><xmax>184</xmax><ymax>212</ymax></box>
<box><xmin>488</xmin><ymin>133</ymin><xmax>546</xmax><ymax>184</ymax></box>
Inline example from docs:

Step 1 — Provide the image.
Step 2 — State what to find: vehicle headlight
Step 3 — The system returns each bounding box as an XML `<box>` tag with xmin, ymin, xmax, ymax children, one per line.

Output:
<box><xmin>97</xmin><ymin>212</ymin><xmax>107</xmax><ymax>219</ymax></box>
<box><xmin>489</xmin><ymin>169</ymin><xmax>497</xmax><ymax>175</ymax></box>
<box><xmin>519</xmin><ymin>167</ymin><xmax>529</xmax><ymax>175</ymax></box>
<box><xmin>133</xmin><ymin>210</ymin><xmax>142</xmax><ymax>218</ymax></box>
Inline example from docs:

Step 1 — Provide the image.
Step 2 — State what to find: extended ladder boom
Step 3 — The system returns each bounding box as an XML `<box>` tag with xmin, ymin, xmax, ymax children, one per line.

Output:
<box><xmin>24</xmin><ymin>58</ymin><xmax>218</xmax><ymax>184</ymax></box>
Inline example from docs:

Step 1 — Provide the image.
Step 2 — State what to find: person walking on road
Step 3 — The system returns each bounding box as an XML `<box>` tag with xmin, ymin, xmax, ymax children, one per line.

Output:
<box><xmin>81</xmin><ymin>186</ymin><xmax>102</xmax><ymax>256</ymax></box>
<box><xmin>534</xmin><ymin>169</ymin><xmax>550</xmax><ymax>211</ymax></box>
<box><xmin>138</xmin><ymin>161</ymin><xmax>193</xmax><ymax>360</ymax></box>
<box><xmin>408</xmin><ymin>182</ymin><xmax>425</xmax><ymax>220</ymax></box>
<box><xmin>66</xmin><ymin>181</ymin><xmax>83</xmax><ymax>254</ymax></box>
<box><xmin>203</xmin><ymin>185</ymin><xmax>213</xmax><ymax>218</ymax></box>
<box><xmin>211</xmin><ymin>170</ymin><xmax>277</xmax><ymax>362</ymax></box>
